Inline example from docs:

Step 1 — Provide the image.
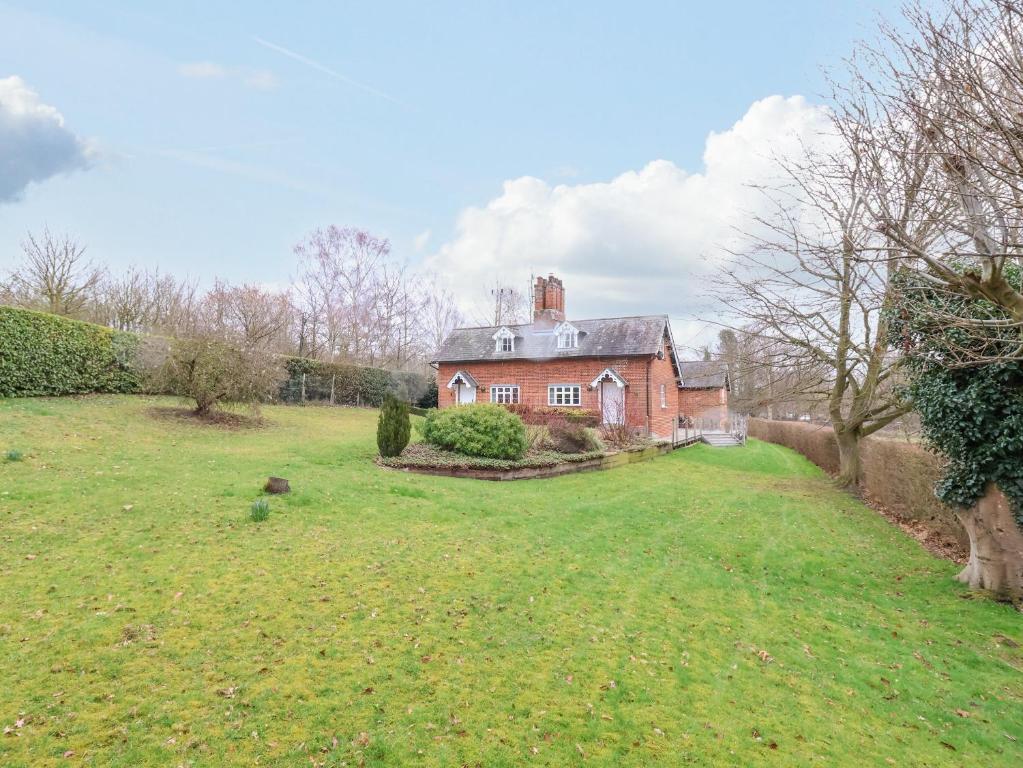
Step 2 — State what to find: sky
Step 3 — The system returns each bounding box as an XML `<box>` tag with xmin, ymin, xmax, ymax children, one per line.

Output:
<box><xmin>0</xmin><ymin>0</ymin><xmax>899</xmax><ymax>351</ymax></box>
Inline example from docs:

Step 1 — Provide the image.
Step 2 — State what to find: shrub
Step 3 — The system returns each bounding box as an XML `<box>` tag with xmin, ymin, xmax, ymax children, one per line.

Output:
<box><xmin>417</xmin><ymin>379</ymin><xmax>439</xmax><ymax>409</ymax></box>
<box><xmin>0</xmin><ymin>306</ymin><xmax>141</xmax><ymax>397</ymax></box>
<box><xmin>150</xmin><ymin>337</ymin><xmax>285</xmax><ymax>415</ymax></box>
<box><xmin>377</xmin><ymin>395</ymin><xmax>411</xmax><ymax>457</ymax></box>
<box><xmin>525</xmin><ymin>425</ymin><xmax>551</xmax><ymax>451</ymax></box>
<box><xmin>250</xmin><ymin>498</ymin><xmax>270</xmax><ymax>522</ymax></box>
<box><xmin>421</xmin><ymin>404</ymin><xmax>527</xmax><ymax>460</ymax></box>
<box><xmin>5</xmin><ymin>449</ymin><xmax>24</xmax><ymax>462</ymax></box>
<box><xmin>548</xmin><ymin>419</ymin><xmax>599</xmax><ymax>454</ymax></box>
<box><xmin>508</xmin><ymin>404</ymin><xmax>600</xmax><ymax>427</ymax></box>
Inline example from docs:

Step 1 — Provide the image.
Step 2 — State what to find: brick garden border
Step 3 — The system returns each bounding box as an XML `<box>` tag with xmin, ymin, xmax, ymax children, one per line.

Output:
<box><xmin>379</xmin><ymin>443</ymin><xmax>674</xmax><ymax>481</ymax></box>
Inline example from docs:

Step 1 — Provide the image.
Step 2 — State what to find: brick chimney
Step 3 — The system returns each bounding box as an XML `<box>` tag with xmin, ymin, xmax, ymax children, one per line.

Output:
<box><xmin>533</xmin><ymin>274</ymin><xmax>565</xmax><ymax>323</ymax></box>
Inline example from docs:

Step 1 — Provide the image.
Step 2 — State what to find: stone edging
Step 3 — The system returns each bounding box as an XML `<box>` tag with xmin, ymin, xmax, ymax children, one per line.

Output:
<box><xmin>379</xmin><ymin>443</ymin><xmax>674</xmax><ymax>481</ymax></box>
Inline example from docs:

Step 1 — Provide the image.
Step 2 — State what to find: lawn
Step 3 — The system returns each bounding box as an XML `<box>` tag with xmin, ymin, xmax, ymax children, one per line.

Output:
<box><xmin>1</xmin><ymin>395</ymin><xmax>1020</xmax><ymax>767</ymax></box>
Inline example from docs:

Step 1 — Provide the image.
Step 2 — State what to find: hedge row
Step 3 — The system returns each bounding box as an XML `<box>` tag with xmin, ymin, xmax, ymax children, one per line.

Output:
<box><xmin>279</xmin><ymin>357</ymin><xmax>432</xmax><ymax>408</ymax></box>
<box><xmin>0</xmin><ymin>306</ymin><xmax>142</xmax><ymax>397</ymax></box>
<box><xmin>0</xmin><ymin>305</ymin><xmax>433</xmax><ymax>407</ymax></box>
<box><xmin>748</xmin><ymin>418</ymin><xmax>967</xmax><ymax>547</ymax></box>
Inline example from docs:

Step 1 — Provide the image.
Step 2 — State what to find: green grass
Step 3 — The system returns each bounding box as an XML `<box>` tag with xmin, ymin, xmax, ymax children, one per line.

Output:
<box><xmin>0</xmin><ymin>395</ymin><xmax>1020</xmax><ymax>767</ymax></box>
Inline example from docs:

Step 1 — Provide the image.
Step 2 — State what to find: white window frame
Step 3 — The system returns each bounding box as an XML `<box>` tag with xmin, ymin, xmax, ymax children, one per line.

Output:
<box><xmin>660</xmin><ymin>383</ymin><xmax>667</xmax><ymax>409</ymax></box>
<box><xmin>493</xmin><ymin>327</ymin><xmax>515</xmax><ymax>353</ymax></box>
<box><xmin>548</xmin><ymin>384</ymin><xmax>582</xmax><ymax>407</ymax></box>
<box><xmin>489</xmin><ymin>385</ymin><xmax>520</xmax><ymax>404</ymax></box>
<box><xmin>554</xmin><ymin>322</ymin><xmax>579</xmax><ymax>349</ymax></box>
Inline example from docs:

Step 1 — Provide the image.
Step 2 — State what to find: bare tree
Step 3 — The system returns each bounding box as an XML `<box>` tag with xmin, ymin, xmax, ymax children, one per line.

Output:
<box><xmin>201</xmin><ymin>281</ymin><xmax>292</xmax><ymax>349</ymax></box>
<box><xmin>723</xmin><ymin>327</ymin><xmax>830</xmax><ymax>422</ymax></box>
<box><xmin>419</xmin><ymin>274</ymin><xmax>465</xmax><ymax>360</ymax></box>
<box><xmin>858</xmin><ymin>0</ymin><xmax>1023</xmax><ymax>360</ymax></box>
<box><xmin>719</xmin><ymin>135</ymin><xmax>910</xmax><ymax>487</ymax></box>
<box><xmin>476</xmin><ymin>279</ymin><xmax>529</xmax><ymax>326</ymax></box>
<box><xmin>6</xmin><ymin>228</ymin><xmax>104</xmax><ymax>317</ymax></box>
<box><xmin>294</xmin><ymin>226</ymin><xmax>393</xmax><ymax>363</ymax></box>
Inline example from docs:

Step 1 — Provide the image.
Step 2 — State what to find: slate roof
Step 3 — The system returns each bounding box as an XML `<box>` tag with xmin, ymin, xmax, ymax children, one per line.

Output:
<box><xmin>433</xmin><ymin>315</ymin><xmax>671</xmax><ymax>364</ymax></box>
<box><xmin>679</xmin><ymin>360</ymin><xmax>728</xmax><ymax>389</ymax></box>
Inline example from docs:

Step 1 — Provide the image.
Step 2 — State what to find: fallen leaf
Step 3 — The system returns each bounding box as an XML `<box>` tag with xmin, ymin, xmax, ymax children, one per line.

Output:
<box><xmin>954</xmin><ymin>709</ymin><xmax>970</xmax><ymax>718</ymax></box>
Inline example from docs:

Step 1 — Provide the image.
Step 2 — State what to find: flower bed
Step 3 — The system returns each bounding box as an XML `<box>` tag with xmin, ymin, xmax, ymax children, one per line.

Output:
<box><xmin>377</xmin><ymin>441</ymin><xmax>669</xmax><ymax>480</ymax></box>
<box><xmin>379</xmin><ymin>442</ymin><xmax>604</xmax><ymax>471</ymax></box>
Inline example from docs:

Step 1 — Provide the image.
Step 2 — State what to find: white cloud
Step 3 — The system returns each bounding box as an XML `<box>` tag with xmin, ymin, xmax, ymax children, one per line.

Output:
<box><xmin>244</xmin><ymin>70</ymin><xmax>279</xmax><ymax>91</ymax></box>
<box><xmin>426</xmin><ymin>95</ymin><xmax>833</xmax><ymax>334</ymax></box>
<box><xmin>0</xmin><ymin>76</ymin><xmax>92</xmax><ymax>203</ymax></box>
<box><xmin>178</xmin><ymin>61</ymin><xmax>227</xmax><ymax>79</ymax></box>
<box><xmin>413</xmin><ymin>229</ymin><xmax>431</xmax><ymax>252</ymax></box>
<box><xmin>178</xmin><ymin>61</ymin><xmax>279</xmax><ymax>90</ymax></box>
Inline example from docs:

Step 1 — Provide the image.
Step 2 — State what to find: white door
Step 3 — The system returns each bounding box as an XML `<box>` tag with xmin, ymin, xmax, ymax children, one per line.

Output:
<box><xmin>457</xmin><ymin>383</ymin><xmax>476</xmax><ymax>405</ymax></box>
<box><xmin>601</xmin><ymin>380</ymin><xmax>624</xmax><ymax>424</ymax></box>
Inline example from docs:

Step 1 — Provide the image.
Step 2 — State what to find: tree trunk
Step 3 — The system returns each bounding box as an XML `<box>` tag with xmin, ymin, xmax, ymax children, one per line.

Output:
<box><xmin>834</xmin><ymin>428</ymin><xmax>861</xmax><ymax>488</ymax></box>
<box><xmin>956</xmin><ymin>484</ymin><xmax>1023</xmax><ymax>605</ymax></box>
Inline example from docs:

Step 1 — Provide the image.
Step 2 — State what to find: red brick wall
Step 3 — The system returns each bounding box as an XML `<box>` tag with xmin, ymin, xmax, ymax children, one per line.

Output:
<box><xmin>648</xmin><ymin>338</ymin><xmax>680</xmax><ymax>439</ymax></box>
<box><xmin>678</xmin><ymin>387</ymin><xmax>729</xmax><ymax>429</ymax></box>
<box><xmin>437</xmin><ymin>356</ymin><xmax>655</xmax><ymax>432</ymax></box>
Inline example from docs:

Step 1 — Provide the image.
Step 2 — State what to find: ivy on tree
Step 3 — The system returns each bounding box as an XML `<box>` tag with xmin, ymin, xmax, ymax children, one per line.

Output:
<box><xmin>889</xmin><ymin>268</ymin><xmax>1023</xmax><ymax>528</ymax></box>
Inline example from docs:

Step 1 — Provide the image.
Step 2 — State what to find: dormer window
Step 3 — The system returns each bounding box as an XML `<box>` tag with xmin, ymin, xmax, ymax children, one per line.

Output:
<box><xmin>493</xmin><ymin>326</ymin><xmax>515</xmax><ymax>353</ymax></box>
<box><xmin>555</xmin><ymin>322</ymin><xmax>579</xmax><ymax>350</ymax></box>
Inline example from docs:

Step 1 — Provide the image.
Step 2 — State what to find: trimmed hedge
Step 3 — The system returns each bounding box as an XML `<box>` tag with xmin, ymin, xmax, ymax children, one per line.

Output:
<box><xmin>0</xmin><ymin>306</ymin><xmax>141</xmax><ymax>397</ymax></box>
<box><xmin>748</xmin><ymin>418</ymin><xmax>967</xmax><ymax>547</ymax></box>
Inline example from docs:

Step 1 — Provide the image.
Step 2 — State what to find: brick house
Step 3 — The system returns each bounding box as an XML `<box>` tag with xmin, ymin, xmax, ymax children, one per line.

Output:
<box><xmin>677</xmin><ymin>360</ymin><xmax>730</xmax><ymax>430</ymax></box>
<box><xmin>433</xmin><ymin>275</ymin><xmax>729</xmax><ymax>439</ymax></box>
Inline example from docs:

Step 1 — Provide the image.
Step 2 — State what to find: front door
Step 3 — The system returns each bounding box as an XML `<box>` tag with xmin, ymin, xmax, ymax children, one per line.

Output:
<box><xmin>601</xmin><ymin>380</ymin><xmax>624</xmax><ymax>424</ymax></box>
<box><xmin>457</xmin><ymin>383</ymin><xmax>476</xmax><ymax>405</ymax></box>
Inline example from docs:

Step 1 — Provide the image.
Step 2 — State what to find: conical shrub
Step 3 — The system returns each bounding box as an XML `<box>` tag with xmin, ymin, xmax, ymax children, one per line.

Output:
<box><xmin>377</xmin><ymin>395</ymin><xmax>411</xmax><ymax>457</ymax></box>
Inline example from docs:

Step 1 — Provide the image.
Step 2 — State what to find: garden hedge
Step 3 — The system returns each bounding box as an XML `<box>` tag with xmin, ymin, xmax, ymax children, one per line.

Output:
<box><xmin>748</xmin><ymin>418</ymin><xmax>966</xmax><ymax>546</ymax></box>
<box><xmin>0</xmin><ymin>306</ymin><xmax>142</xmax><ymax>397</ymax></box>
<box><xmin>279</xmin><ymin>357</ymin><xmax>430</xmax><ymax>408</ymax></box>
<box><xmin>0</xmin><ymin>305</ymin><xmax>431</xmax><ymax>406</ymax></box>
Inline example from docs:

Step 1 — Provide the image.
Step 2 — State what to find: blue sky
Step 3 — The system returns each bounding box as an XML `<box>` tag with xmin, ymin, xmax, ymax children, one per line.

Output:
<box><xmin>0</xmin><ymin>0</ymin><xmax>895</xmax><ymax>342</ymax></box>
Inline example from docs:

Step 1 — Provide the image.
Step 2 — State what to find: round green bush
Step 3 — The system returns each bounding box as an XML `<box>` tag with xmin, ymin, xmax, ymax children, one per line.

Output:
<box><xmin>422</xmin><ymin>404</ymin><xmax>527</xmax><ymax>460</ymax></box>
